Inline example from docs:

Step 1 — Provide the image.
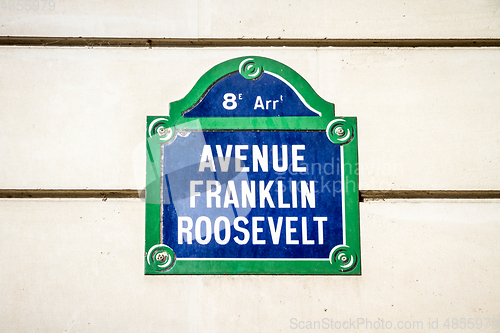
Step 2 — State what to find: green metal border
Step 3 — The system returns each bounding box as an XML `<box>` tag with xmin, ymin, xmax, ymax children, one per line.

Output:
<box><xmin>145</xmin><ymin>56</ymin><xmax>360</xmax><ymax>275</ymax></box>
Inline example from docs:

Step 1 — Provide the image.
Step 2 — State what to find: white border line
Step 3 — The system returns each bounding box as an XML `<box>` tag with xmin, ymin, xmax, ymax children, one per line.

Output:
<box><xmin>160</xmin><ymin>141</ymin><xmax>164</xmax><ymax>244</ymax></box>
<box><xmin>341</xmin><ymin>145</ymin><xmax>346</xmax><ymax>245</ymax></box>
<box><xmin>265</xmin><ymin>71</ymin><xmax>322</xmax><ymax>116</ymax></box>
<box><xmin>177</xmin><ymin>258</ymin><xmax>330</xmax><ymax>261</ymax></box>
<box><xmin>162</xmin><ymin>131</ymin><xmax>345</xmax><ymax>263</ymax></box>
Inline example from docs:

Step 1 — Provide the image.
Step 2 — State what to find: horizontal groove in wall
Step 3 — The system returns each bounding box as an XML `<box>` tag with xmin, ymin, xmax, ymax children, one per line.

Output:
<box><xmin>0</xmin><ymin>189</ymin><xmax>144</xmax><ymax>199</ymax></box>
<box><xmin>359</xmin><ymin>190</ymin><xmax>500</xmax><ymax>202</ymax></box>
<box><xmin>1</xmin><ymin>189</ymin><xmax>500</xmax><ymax>201</ymax></box>
<box><xmin>1</xmin><ymin>37</ymin><xmax>500</xmax><ymax>48</ymax></box>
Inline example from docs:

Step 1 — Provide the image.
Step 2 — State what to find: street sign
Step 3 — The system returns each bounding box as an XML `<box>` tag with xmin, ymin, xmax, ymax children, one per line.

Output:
<box><xmin>145</xmin><ymin>56</ymin><xmax>360</xmax><ymax>274</ymax></box>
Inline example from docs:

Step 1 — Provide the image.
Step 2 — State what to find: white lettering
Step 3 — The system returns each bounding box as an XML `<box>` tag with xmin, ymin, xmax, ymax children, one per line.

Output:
<box><xmin>302</xmin><ymin>217</ymin><xmax>314</xmax><ymax>245</ymax></box>
<box><xmin>254</xmin><ymin>96</ymin><xmax>265</xmax><ymax>109</ymax></box>
<box><xmin>268</xmin><ymin>216</ymin><xmax>283</xmax><ymax>245</ymax></box>
<box><xmin>190</xmin><ymin>180</ymin><xmax>203</xmax><ymax>208</ymax></box>
<box><xmin>277</xmin><ymin>180</ymin><xmax>290</xmax><ymax>208</ymax></box>
<box><xmin>214</xmin><ymin>216</ymin><xmax>231</xmax><ymax>245</ymax></box>
<box><xmin>223</xmin><ymin>180</ymin><xmax>239</xmax><ymax>208</ymax></box>
<box><xmin>286</xmin><ymin>217</ymin><xmax>299</xmax><ymax>245</ymax></box>
<box><xmin>215</xmin><ymin>145</ymin><xmax>232</xmax><ymax>172</ymax></box>
<box><xmin>178</xmin><ymin>215</ymin><xmax>324</xmax><ymax>246</ymax></box>
<box><xmin>272</xmin><ymin>145</ymin><xmax>287</xmax><ymax>172</ymax></box>
<box><xmin>314</xmin><ymin>217</ymin><xmax>327</xmax><ymax>245</ymax></box>
<box><xmin>291</xmin><ymin>180</ymin><xmax>298</xmax><ymax>208</ymax></box>
<box><xmin>273</xmin><ymin>100</ymin><xmax>279</xmax><ymax>109</ymax></box>
<box><xmin>252</xmin><ymin>216</ymin><xmax>266</xmax><ymax>244</ymax></box>
<box><xmin>233</xmin><ymin>217</ymin><xmax>250</xmax><ymax>245</ymax></box>
<box><xmin>292</xmin><ymin>145</ymin><xmax>306</xmax><ymax>172</ymax></box>
<box><xmin>241</xmin><ymin>180</ymin><xmax>256</xmax><ymax>208</ymax></box>
<box><xmin>234</xmin><ymin>145</ymin><xmax>249</xmax><ymax>172</ymax></box>
<box><xmin>177</xmin><ymin>216</ymin><xmax>193</xmax><ymax>244</ymax></box>
<box><xmin>223</xmin><ymin>93</ymin><xmax>237</xmax><ymax>110</ymax></box>
<box><xmin>301</xmin><ymin>181</ymin><xmax>316</xmax><ymax>208</ymax></box>
<box><xmin>206</xmin><ymin>180</ymin><xmax>221</xmax><ymax>208</ymax></box>
<box><xmin>252</xmin><ymin>145</ymin><xmax>268</xmax><ymax>172</ymax></box>
<box><xmin>199</xmin><ymin>145</ymin><xmax>216</xmax><ymax>172</ymax></box>
<box><xmin>195</xmin><ymin>216</ymin><xmax>212</xmax><ymax>245</ymax></box>
<box><xmin>259</xmin><ymin>180</ymin><xmax>275</xmax><ymax>208</ymax></box>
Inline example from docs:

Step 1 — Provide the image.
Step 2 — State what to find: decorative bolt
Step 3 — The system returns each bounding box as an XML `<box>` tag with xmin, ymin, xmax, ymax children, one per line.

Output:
<box><xmin>341</xmin><ymin>256</ymin><xmax>348</xmax><ymax>262</ymax></box>
<box><xmin>334</xmin><ymin>127</ymin><xmax>345</xmax><ymax>137</ymax></box>
<box><xmin>155</xmin><ymin>252</ymin><xmax>167</xmax><ymax>263</ymax></box>
<box><xmin>157</xmin><ymin>126</ymin><xmax>167</xmax><ymax>136</ymax></box>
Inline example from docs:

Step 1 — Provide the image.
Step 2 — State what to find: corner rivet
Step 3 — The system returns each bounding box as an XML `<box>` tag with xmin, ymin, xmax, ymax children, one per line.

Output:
<box><xmin>334</xmin><ymin>127</ymin><xmax>345</xmax><ymax>136</ymax></box>
<box><xmin>155</xmin><ymin>252</ymin><xmax>167</xmax><ymax>263</ymax></box>
<box><xmin>157</xmin><ymin>126</ymin><xmax>167</xmax><ymax>136</ymax></box>
<box><xmin>157</xmin><ymin>126</ymin><xmax>172</xmax><ymax>138</ymax></box>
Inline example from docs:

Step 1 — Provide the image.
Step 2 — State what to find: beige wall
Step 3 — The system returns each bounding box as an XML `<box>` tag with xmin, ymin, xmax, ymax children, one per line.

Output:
<box><xmin>1</xmin><ymin>47</ymin><xmax>499</xmax><ymax>190</ymax></box>
<box><xmin>1</xmin><ymin>199</ymin><xmax>499</xmax><ymax>332</ymax></box>
<box><xmin>1</xmin><ymin>2</ymin><xmax>499</xmax><ymax>332</ymax></box>
<box><xmin>1</xmin><ymin>0</ymin><xmax>499</xmax><ymax>38</ymax></box>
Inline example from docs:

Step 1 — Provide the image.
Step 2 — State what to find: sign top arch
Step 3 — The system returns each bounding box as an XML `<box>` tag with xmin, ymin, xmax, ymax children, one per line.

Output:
<box><xmin>168</xmin><ymin>56</ymin><xmax>335</xmax><ymax>131</ymax></box>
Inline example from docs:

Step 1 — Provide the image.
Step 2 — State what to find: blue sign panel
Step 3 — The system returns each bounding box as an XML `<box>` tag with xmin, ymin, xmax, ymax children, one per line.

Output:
<box><xmin>162</xmin><ymin>131</ymin><xmax>343</xmax><ymax>259</ymax></box>
<box><xmin>184</xmin><ymin>72</ymin><xmax>320</xmax><ymax>118</ymax></box>
<box><xmin>145</xmin><ymin>56</ymin><xmax>360</xmax><ymax>275</ymax></box>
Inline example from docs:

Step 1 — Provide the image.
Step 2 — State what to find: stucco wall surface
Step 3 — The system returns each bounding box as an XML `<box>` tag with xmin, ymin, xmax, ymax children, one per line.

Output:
<box><xmin>0</xmin><ymin>0</ymin><xmax>499</xmax><ymax>38</ymax></box>
<box><xmin>0</xmin><ymin>47</ymin><xmax>499</xmax><ymax>190</ymax></box>
<box><xmin>1</xmin><ymin>199</ymin><xmax>499</xmax><ymax>332</ymax></box>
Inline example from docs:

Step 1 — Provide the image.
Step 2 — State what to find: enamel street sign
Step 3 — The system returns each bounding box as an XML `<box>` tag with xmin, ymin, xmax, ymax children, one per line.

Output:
<box><xmin>145</xmin><ymin>56</ymin><xmax>360</xmax><ymax>275</ymax></box>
